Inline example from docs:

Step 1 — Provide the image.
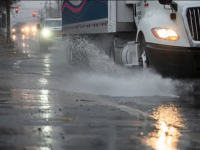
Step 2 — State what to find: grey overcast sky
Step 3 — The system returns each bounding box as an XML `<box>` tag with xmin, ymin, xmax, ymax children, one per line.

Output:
<box><xmin>11</xmin><ymin>1</ymin><xmax>51</xmax><ymax>26</ymax></box>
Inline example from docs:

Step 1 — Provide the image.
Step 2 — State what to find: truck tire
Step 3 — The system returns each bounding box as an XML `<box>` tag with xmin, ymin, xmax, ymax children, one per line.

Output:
<box><xmin>110</xmin><ymin>38</ymin><xmax>123</xmax><ymax>64</ymax></box>
<box><xmin>138</xmin><ymin>38</ymin><xmax>150</xmax><ymax>69</ymax></box>
<box><xmin>67</xmin><ymin>48</ymin><xmax>89</xmax><ymax>67</ymax></box>
<box><xmin>67</xmin><ymin>48</ymin><xmax>75</xmax><ymax>65</ymax></box>
<box><xmin>110</xmin><ymin>42</ymin><xmax>116</xmax><ymax>63</ymax></box>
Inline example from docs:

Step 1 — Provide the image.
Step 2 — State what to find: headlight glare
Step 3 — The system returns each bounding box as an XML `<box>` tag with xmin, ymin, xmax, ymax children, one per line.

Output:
<box><xmin>12</xmin><ymin>28</ymin><xmax>16</xmax><ymax>32</ymax></box>
<box><xmin>32</xmin><ymin>27</ymin><xmax>36</xmax><ymax>32</ymax></box>
<box><xmin>42</xmin><ymin>29</ymin><xmax>51</xmax><ymax>37</ymax></box>
<box><xmin>25</xmin><ymin>27</ymin><xmax>29</xmax><ymax>32</ymax></box>
<box><xmin>152</xmin><ymin>28</ymin><xmax>179</xmax><ymax>41</ymax></box>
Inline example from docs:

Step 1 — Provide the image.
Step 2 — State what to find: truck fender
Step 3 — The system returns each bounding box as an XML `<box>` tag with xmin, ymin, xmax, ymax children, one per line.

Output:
<box><xmin>136</xmin><ymin>8</ymin><xmax>190</xmax><ymax>47</ymax></box>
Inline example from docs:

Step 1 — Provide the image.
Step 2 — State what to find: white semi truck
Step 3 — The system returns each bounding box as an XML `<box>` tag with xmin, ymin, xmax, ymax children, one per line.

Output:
<box><xmin>62</xmin><ymin>0</ymin><xmax>200</xmax><ymax>77</ymax></box>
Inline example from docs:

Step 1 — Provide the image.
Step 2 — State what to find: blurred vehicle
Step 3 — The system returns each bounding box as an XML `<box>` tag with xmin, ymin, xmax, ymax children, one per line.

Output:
<box><xmin>12</xmin><ymin>23</ymin><xmax>27</xmax><ymax>35</ymax></box>
<box><xmin>38</xmin><ymin>17</ymin><xmax>62</xmax><ymax>51</ymax></box>
<box><xmin>31</xmin><ymin>26</ymin><xmax>37</xmax><ymax>33</ymax></box>
<box><xmin>21</xmin><ymin>25</ymin><xmax>37</xmax><ymax>34</ymax></box>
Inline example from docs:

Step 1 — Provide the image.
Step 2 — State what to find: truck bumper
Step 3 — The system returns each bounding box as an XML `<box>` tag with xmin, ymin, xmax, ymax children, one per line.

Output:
<box><xmin>146</xmin><ymin>43</ymin><xmax>200</xmax><ymax>77</ymax></box>
<box><xmin>41</xmin><ymin>40</ymin><xmax>53</xmax><ymax>47</ymax></box>
<box><xmin>41</xmin><ymin>37</ymin><xmax>62</xmax><ymax>47</ymax></box>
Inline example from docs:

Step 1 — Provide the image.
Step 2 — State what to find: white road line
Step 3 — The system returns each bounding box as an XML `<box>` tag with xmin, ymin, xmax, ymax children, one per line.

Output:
<box><xmin>30</xmin><ymin>54</ymin><xmax>37</xmax><ymax>58</ymax></box>
<box><xmin>13</xmin><ymin>60</ymin><xmax>22</xmax><ymax>69</ymax></box>
<box><xmin>94</xmin><ymin>96</ymin><xmax>155</xmax><ymax>120</ymax></box>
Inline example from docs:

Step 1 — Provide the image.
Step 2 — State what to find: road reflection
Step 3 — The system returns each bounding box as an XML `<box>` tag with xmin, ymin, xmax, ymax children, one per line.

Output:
<box><xmin>22</xmin><ymin>34</ymin><xmax>25</xmax><ymax>40</ymax></box>
<box><xmin>145</xmin><ymin>121</ymin><xmax>181</xmax><ymax>150</ymax></box>
<box><xmin>39</xmin><ymin>90</ymin><xmax>52</xmax><ymax>120</ymax></box>
<box><xmin>11</xmin><ymin>88</ymin><xmax>54</xmax><ymax>150</ymax></box>
<box><xmin>144</xmin><ymin>105</ymin><xmax>185</xmax><ymax>150</ymax></box>
<box><xmin>12</xmin><ymin>33</ymin><xmax>39</xmax><ymax>57</ymax></box>
<box><xmin>43</xmin><ymin>55</ymin><xmax>51</xmax><ymax>76</ymax></box>
<box><xmin>152</xmin><ymin>105</ymin><xmax>186</xmax><ymax>128</ymax></box>
<box><xmin>33</xmin><ymin>32</ymin><xmax>36</xmax><ymax>40</ymax></box>
<box><xmin>24</xmin><ymin>147</ymin><xmax>51</xmax><ymax>150</ymax></box>
<box><xmin>12</xmin><ymin>35</ymin><xmax>16</xmax><ymax>41</ymax></box>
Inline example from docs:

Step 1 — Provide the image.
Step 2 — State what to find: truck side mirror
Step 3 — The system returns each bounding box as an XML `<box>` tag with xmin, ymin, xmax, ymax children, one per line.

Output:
<box><xmin>36</xmin><ymin>24</ymin><xmax>40</xmax><ymax>30</ymax></box>
<box><xmin>158</xmin><ymin>0</ymin><xmax>172</xmax><ymax>5</ymax></box>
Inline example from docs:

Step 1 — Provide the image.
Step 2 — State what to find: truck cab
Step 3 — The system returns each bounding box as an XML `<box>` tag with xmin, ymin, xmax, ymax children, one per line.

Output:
<box><xmin>39</xmin><ymin>17</ymin><xmax>62</xmax><ymax>51</ymax></box>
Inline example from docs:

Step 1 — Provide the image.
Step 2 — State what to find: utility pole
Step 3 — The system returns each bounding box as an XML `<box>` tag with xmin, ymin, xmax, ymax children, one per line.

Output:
<box><xmin>6</xmin><ymin>0</ymin><xmax>11</xmax><ymax>44</ymax></box>
<box><xmin>45</xmin><ymin>2</ymin><xmax>47</xmax><ymax>18</ymax></box>
<box><xmin>49</xmin><ymin>0</ymin><xmax>52</xmax><ymax>18</ymax></box>
<box><xmin>57</xmin><ymin>0</ymin><xmax>61</xmax><ymax>16</ymax></box>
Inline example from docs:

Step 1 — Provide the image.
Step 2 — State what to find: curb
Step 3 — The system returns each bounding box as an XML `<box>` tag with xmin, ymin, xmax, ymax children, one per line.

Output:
<box><xmin>116</xmin><ymin>105</ymin><xmax>156</xmax><ymax>120</ymax></box>
<box><xmin>95</xmin><ymin>96</ymin><xmax>156</xmax><ymax>121</ymax></box>
<box><xmin>0</xmin><ymin>45</ymin><xmax>29</xmax><ymax>58</ymax></box>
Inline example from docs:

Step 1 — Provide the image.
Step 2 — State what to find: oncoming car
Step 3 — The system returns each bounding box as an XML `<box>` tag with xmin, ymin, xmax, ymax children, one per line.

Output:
<box><xmin>12</xmin><ymin>23</ymin><xmax>26</xmax><ymax>35</ymax></box>
<box><xmin>38</xmin><ymin>17</ymin><xmax>62</xmax><ymax>51</ymax></box>
<box><xmin>21</xmin><ymin>25</ymin><xmax>37</xmax><ymax>34</ymax></box>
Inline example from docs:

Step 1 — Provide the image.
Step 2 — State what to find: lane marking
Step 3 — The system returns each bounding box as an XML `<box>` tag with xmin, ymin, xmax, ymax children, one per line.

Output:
<box><xmin>95</xmin><ymin>96</ymin><xmax>155</xmax><ymax>120</ymax></box>
<box><xmin>13</xmin><ymin>60</ymin><xmax>22</xmax><ymax>69</ymax></box>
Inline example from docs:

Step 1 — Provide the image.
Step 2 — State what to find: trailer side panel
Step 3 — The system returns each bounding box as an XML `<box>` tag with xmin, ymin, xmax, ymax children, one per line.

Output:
<box><xmin>62</xmin><ymin>0</ymin><xmax>108</xmax><ymax>25</ymax></box>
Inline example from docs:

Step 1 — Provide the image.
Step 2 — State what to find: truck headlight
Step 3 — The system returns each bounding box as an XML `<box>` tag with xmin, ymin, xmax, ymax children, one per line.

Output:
<box><xmin>152</xmin><ymin>28</ymin><xmax>179</xmax><ymax>41</ymax></box>
<box><xmin>42</xmin><ymin>29</ymin><xmax>51</xmax><ymax>37</ymax></box>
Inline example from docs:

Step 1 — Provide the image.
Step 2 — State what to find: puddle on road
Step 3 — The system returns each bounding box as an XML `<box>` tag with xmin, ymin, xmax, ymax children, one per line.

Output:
<box><xmin>12</xmin><ymin>33</ymin><xmax>39</xmax><ymax>58</ymax></box>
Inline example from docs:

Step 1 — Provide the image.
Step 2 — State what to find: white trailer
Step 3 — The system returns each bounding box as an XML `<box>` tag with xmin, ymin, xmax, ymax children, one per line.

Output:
<box><xmin>62</xmin><ymin>0</ymin><xmax>200</xmax><ymax>77</ymax></box>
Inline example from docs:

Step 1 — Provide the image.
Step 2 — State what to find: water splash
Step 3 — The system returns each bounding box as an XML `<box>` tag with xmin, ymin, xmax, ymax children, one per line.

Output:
<box><xmin>61</xmin><ymin>36</ymin><xmax>195</xmax><ymax>97</ymax></box>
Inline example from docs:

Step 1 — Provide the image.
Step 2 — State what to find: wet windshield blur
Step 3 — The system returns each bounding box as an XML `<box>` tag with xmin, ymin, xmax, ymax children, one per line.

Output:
<box><xmin>45</xmin><ymin>20</ymin><xmax>62</xmax><ymax>27</ymax></box>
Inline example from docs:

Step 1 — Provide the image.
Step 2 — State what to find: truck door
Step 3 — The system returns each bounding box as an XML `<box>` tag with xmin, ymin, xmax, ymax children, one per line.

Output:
<box><xmin>134</xmin><ymin>0</ymin><xmax>145</xmax><ymax>27</ymax></box>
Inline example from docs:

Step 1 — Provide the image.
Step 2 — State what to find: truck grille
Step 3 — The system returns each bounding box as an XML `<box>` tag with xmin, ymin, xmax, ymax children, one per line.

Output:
<box><xmin>186</xmin><ymin>7</ymin><xmax>200</xmax><ymax>41</ymax></box>
<box><xmin>51</xmin><ymin>30</ymin><xmax>61</xmax><ymax>38</ymax></box>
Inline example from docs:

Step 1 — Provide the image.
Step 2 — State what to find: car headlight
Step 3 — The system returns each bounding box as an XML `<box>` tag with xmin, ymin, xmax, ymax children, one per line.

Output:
<box><xmin>12</xmin><ymin>28</ymin><xmax>16</xmax><ymax>32</ymax></box>
<box><xmin>22</xmin><ymin>28</ymin><xmax>24</xmax><ymax>32</ymax></box>
<box><xmin>42</xmin><ymin>29</ymin><xmax>51</xmax><ymax>37</ymax></box>
<box><xmin>152</xmin><ymin>28</ymin><xmax>179</xmax><ymax>41</ymax></box>
<box><xmin>32</xmin><ymin>27</ymin><xmax>36</xmax><ymax>32</ymax></box>
<box><xmin>25</xmin><ymin>27</ymin><xmax>29</xmax><ymax>32</ymax></box>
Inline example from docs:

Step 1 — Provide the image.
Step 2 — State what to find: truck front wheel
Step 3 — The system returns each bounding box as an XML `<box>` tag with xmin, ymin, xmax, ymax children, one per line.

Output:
<box><xmin>138</xmin><ymin>38</ymin><xmax>150</xmax><ymax>69</ymax></box>
<box><xmin>110</xmin><ymin>42</ymin><xmax>116</xmax><ymax>63</ymax></box>
<box><xmin>67</xmin><ymin>48</ymin><xmax>75</xmax><ymax>65</ymax></box>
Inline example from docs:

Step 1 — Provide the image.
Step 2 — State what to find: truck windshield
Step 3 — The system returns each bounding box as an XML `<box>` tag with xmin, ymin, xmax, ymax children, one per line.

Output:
<box><xmin>45</xmin><ymin>20</ymin><xmax>62</xmax><ymax>27</ymax></box>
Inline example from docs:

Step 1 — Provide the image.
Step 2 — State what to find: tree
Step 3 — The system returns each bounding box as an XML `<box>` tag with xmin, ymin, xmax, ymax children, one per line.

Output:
<box><xmin>38</xmin><ymin>9</ymin><xmax>45</xmax><ymax>24</ymax></box>
<box><xmin>0</xmin><ymin>0</ymin><xmax>20</xmax><ymax>44</ymax></box>
<box><xmin>0</xmin><ymin>0</ymin><xmax>20</xmax><ymax>45</ymax></box>
<box><xmin>0</xmin><ymin>0</ymin><xmax>20</xmax><ymax>10</ymax></box>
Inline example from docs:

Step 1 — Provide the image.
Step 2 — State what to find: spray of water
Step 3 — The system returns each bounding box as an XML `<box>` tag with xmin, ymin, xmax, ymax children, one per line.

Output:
<box><xmin>61</xmin><ymin>36</ymin><xmax>196</xmax><ymax>97</ymax></box>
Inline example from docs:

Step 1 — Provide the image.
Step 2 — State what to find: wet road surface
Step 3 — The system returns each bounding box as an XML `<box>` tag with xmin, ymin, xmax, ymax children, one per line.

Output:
<box><xmin>0</xmin><ymin>33</ymin><xmax>200</xmax><ymax>149</ymax></box>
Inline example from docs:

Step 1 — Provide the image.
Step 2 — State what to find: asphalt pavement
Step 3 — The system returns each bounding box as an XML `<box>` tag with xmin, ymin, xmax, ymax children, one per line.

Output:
<box><xmin>0</xmin><ymin>33</ymin><xmax>200</xmax><ymax>150</ymax></box>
